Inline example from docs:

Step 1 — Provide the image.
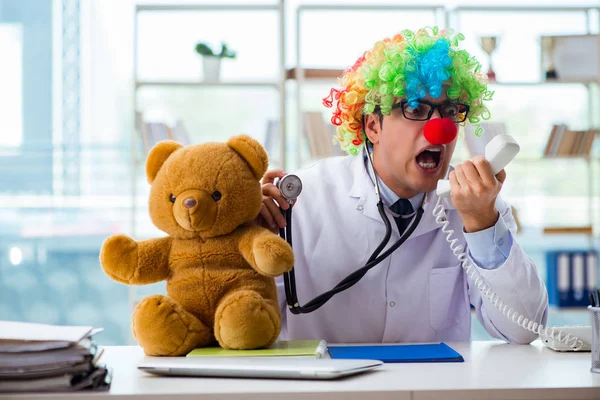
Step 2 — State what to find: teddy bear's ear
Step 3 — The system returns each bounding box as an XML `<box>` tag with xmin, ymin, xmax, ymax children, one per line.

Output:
<box><xmin>227</xmin><ymin>134</ymin><xmax>268</xmax><ymax>180</ymax></box>
<box><xmin>146</xmin><ymin>140</ymin><xmax>183</xmax><ymax>184</ymax></box>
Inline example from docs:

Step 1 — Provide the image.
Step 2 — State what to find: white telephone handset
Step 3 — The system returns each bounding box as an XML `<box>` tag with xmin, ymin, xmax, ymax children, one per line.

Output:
<box><xmin>436</xmin><ymin>134</ymin><xmax>521</xmax><ymax>198</ymax></box>
<box><xmin>432</xmin><ymin>134</ymin><xmax>587</xmax><ymax>351</ymax></box>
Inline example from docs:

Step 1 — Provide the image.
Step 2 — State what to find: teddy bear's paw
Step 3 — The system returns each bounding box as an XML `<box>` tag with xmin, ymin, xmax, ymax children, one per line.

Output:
<box><xmin>99</xmin><ymin>234</ymin><xmax>139</xmax><ymax>283</ymax></box>
<box><xmin>253</xmin><ymin>235</ymin><xmax>295</xmax><ymax>277</ymax></box>
<box><xmin>132</xmin><ymin>295</ymin><xmax>213</xmax><ymax>356</ymax></box>
<box><xmin>214</xmin><ymin>290</ymin><xmax>280</xmax><ymax>350</ymax></box>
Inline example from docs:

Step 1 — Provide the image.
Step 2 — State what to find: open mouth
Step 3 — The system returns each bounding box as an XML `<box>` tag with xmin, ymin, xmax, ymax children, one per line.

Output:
<box><xmin>415</xmin><ymin>146</ymin><xmax>443</xmax><ymax>172</ymax></box>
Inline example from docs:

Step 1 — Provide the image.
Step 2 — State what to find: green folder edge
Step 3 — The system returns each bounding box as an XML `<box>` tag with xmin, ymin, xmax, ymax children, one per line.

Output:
<box><xmin>187</xmin><ymin>340</ymin><xmax>327</xmax><ymax>358</ymax></box>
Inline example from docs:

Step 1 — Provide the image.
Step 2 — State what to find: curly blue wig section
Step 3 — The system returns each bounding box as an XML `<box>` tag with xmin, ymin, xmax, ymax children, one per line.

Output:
<box><xmin>405</xmin><ymin>38</ymin><xmax>453</xmax><ymax>107</ymax></box>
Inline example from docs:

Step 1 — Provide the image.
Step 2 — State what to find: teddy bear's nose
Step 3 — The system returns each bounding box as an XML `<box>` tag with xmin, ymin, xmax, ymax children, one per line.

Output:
<box><xmin>183</xmin><ymin>198</ymin><xmax>197</xmax><ymax>208</ymax></box>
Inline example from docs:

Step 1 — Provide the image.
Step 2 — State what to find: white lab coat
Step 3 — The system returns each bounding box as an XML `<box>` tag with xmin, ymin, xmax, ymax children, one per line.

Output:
<box><xmin>276</xmin><ymin>153</ymin><xmax>549</xmax><ymax>344</ymax></box>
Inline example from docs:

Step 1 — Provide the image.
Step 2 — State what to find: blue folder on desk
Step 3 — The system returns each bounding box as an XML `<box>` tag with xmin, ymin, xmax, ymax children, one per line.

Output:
<box><xmin>328</xmin><ymin>342</ymin><xmax>464</xmax><ymax>363</ymax></box>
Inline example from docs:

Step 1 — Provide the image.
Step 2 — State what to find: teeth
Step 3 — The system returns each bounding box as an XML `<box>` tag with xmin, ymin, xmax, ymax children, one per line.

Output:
<box><xmin>418</xmin><ymin>162</ymin><xmax>437</xmax><ymax>169</ymax></box>
<box><xmin>426</xmin><ymin>148</ymin><xmax>442</xmax><ymax>152</ymax></box>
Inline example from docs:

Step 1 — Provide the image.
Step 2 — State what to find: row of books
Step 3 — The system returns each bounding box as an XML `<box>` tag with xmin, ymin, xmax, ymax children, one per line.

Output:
<box><xmin>136</xmin><ymin>112</ymin><xmax>342</xmax><ymax>163</ymax></box>
<box><xmin>134</xmin><ymin>113</ymin><xmax>339</xmax><ymax>170</ymax></box>
<box><xmin>546</xmin><ymin>250</ymin><xmax>598</xmax><ymax>307</ymax></box>
<box><xmin>302</xmin><ymin>112</ymin><xmax>344</xmax><ymax>160</ymax></box>
<box><xmin>135</xmin><ymin>112</ymin><xmax>191</xmax><ymax>155</ymax></box>
<box><xmin>0</xmin><ymin>321</ymin><xmax>111</xmax><ymax>393</ymax></box>
<box><xmin>543</xmin><ymin>124</ymin><xmax>597</xmax><ymax>156</ymax></box>
<box><xmin>263</xmin><ymin>113</ymin><xmax>343</xmax><ymax>165</ymax></box>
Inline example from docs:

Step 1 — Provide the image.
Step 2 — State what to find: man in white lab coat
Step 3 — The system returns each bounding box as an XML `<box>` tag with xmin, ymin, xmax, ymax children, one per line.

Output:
<box><xmin>257</xmin><ymin>27</ymin><xmax>548</xmax><ymax>344</ymax></box>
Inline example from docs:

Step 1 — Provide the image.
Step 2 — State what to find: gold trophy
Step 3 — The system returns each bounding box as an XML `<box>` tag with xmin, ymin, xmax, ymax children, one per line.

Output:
<box><xmin>480</xmin><ymin>36</ymin><xmax>497</xmax><ymax>82</ymax></box>
<box><xmin>541</xmin><ymin>36</ymin><xmax>558</xmax><ymax>80</ymax></box>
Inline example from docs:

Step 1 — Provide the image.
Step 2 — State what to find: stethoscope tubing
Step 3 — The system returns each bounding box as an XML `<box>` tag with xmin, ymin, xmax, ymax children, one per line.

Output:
<box><xmin>280</xmin><ymin>142</ymin><xmax>427</xmax><ymax>314</ymax></box>
<box><xmin>281</xmin><ymin>200</ymin><xmax>424</xmax><ymax>314</ymax></box>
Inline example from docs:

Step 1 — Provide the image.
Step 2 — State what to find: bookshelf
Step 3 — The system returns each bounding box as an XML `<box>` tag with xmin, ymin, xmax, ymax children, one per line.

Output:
<box><xmin>541</xmin><ymin>124</ymin><xmax>598</xmax><ymax>240</ymax></box>
<box><xmin>447</xmin><ymin>6</ymin><xmax>600</xmax><ymax>255</ymax></box>
<box><xmin>133</xmin><ymin>2</ymin><xmax>286</xmax><ymax>166</ymax></box>
<box><xmin>288</xmin><ymin>6</ymin><xmax>600</xmax><ymax>255</ymax></box>
<box><xmin>126</xmin><ymin>4</ymin><xmax>600</xmax><ymax>336</ymax></box>
<box><xmin>481</xmin><ymin>11</ymin><xmax>595</xmax><ymax>235</ymax></box>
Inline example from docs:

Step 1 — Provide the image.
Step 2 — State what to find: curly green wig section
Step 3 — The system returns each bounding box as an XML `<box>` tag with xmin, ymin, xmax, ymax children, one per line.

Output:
<box><xmin>322</xmin><ymin>26</ymin><xmax>494</xmax><ymax>156</ymax></box>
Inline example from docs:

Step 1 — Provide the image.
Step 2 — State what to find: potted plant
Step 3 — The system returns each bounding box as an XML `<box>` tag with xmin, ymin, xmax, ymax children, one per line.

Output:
<box><xmin>194</xmin><ymin>42</ymin><xmax>236</xmax><ymax>82</ymax></box>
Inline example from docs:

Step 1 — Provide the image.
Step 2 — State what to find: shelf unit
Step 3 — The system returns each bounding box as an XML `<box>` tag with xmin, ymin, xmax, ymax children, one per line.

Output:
<box><xmin>492</xmin><ymin>80</ymin><xmax>598</xmax><ymax>246</ymax></box>
<box><xmin>127</xmin><ymin>4</ymin><xmax>600</xmax><ymax>331</ymax></box>
<box><xmin>447</xmin><ymin>6</ymin><xmax>600</xmax><ymax>249</ymax></box>
<box><xmin>130</xmin><ymin>3</ymin><xmax>600</xmax><ymax>243</ymax></box>
<box><xmin>133</xmin><ymin>1</ymin><xmax>286</xmax><ymax>165</ymax></box>
<box><xmin>290</xmin><ymin>5</ymin><xmax>600</xmax><ymax>244</ymax></box>
<box><xmin>129</xmin><ymin>4</ymin><xmax>600</xmax><ymax>240</ymax></box>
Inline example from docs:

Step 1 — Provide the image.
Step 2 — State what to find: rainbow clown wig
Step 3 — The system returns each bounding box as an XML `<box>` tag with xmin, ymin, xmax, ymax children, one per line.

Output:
<box><xmin>323</xmin><ymin>26</ymin><xmax>494</xmax><ymax>156</ymax></box>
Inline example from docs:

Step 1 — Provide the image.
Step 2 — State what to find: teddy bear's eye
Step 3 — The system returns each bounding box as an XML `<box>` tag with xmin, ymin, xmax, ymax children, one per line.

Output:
<box><xmin>169</xmin><ymin>194</ymin><xmax>176</xmax><ymax>203</ymax></box>
<box><xmin>211</xmin><ymin>191</ymin><xmax>222</xmax><ymax>201</ymax></box>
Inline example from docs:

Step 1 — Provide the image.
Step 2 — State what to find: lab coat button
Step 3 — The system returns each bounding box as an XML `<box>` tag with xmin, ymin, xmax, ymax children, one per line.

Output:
<box><xmin>357</xmin><ymin>205</ymin><xmax>364</xmax><ymax>211</ymax></box>
<box><xmin>389</xmin><ymin>301</ymin><xmax>396</xmax><ymax>307</ymax></box>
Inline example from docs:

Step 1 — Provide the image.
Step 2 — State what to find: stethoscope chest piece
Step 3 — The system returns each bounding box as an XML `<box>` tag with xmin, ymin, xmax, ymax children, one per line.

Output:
<box><xmin>275</xmin><ymin>174</ymin><xmax>302</xmax><ymax>201</ymax></box>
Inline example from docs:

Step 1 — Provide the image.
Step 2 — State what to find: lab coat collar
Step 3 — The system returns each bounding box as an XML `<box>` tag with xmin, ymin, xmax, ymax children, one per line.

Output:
<box><xmin>348</xmin><ymin>149</ymin><xmax>456</xmax><ymax>239</ymax></box>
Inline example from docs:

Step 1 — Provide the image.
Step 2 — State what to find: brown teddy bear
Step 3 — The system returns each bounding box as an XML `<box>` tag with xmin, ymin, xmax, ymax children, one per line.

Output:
<box><xmin>99</xmin><ymin>135</ymin><xmax>295</xmax><ymax>356</ymax></box>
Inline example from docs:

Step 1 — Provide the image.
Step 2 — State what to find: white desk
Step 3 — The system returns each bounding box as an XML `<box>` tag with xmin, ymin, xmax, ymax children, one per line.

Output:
<box><xmin>4</xmin><ymin>341</ymin><xmax>600</xmax><ymax>400</ymax></box>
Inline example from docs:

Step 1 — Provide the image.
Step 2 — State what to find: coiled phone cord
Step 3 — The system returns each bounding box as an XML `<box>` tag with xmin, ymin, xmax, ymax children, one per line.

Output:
<box><xmin>432</xmin><ymin>197</ymin><xmax>583</xmax><ymax>350</ymax></box>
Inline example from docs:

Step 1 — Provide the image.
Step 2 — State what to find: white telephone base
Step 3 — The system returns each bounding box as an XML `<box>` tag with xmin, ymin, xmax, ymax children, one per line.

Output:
<box><xmin>541</xmin><ymin>326</ymin><xmax>592</xmax><ymax>352</ymax></box>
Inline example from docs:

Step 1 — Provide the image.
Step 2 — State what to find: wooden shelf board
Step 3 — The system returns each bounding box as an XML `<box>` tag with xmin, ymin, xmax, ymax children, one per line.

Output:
<box><xmin>135</xmin><ymin>81</ymin><xmax>279</xmax><ymax>88</ymax></box>
<box><xmin>543</xmin><ymin>226</ymin><xmax>593</xmax><ymax>235</ymax></box>
<box><xmin>286</xmin><ymin>68</ymin><xmax>343</xmax><ymax>80</ymax></box>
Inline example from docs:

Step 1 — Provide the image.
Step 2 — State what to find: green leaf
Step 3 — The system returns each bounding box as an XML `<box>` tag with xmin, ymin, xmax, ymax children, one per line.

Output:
<box><xmin>195</xmin><ymin>42</ymin><xmax>214</xmax><ymax>56</ymax></box>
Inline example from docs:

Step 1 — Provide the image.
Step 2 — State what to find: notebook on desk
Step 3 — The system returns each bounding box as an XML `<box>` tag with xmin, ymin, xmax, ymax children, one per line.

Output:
<box><xmin>328</xmin><ymin>342</ymin><xmax>464</xmax><ymax>363</ymax></box>
<box><xmin>187</xmin><ymin>340</ymin><xmax>328</xmax><ymax>358</ymax></box>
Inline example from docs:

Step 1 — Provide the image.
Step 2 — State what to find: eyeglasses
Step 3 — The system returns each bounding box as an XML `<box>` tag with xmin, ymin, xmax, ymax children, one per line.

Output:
<box><xmin>391</xmin><ymin>100</ymin><xmax>470</xmax><ymax>123</ymax></box>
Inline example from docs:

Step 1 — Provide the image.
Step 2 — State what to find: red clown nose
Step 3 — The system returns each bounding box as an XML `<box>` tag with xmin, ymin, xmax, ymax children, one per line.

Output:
<box><xmin>423</xmin><ymin>118</ymin><xmax>458</xmax><ymax>145</ymax></box>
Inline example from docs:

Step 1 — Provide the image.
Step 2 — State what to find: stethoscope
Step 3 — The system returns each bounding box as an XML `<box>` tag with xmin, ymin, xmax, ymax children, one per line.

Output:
<box><xmin>275</xmin><ymin>117</ymin><xmax>459</xmax><ymax>314</ymax></box>
<box><xmin>276</xmin><ymin>145</ymin><xmax>426</xmax><ymax>315</ymax></box>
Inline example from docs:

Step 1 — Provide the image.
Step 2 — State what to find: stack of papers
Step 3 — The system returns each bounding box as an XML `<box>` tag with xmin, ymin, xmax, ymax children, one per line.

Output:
<box><xmin>0</xmin><ymin>321</ymin><xmax>112</xmax><ymax>393</ymax></box>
